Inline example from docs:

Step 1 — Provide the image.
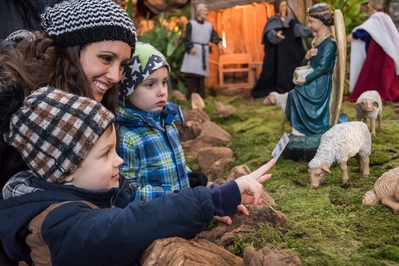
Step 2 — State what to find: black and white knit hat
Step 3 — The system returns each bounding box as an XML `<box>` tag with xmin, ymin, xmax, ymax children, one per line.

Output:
<box><xmin>41</xmin><ymin>0</ymin><xmax>136</xmax><ymax>49</ymax></box>
<box><xmin>4</xmin><ymin>86</ymin><xmax>114</xmax><ymax>183</ymax></box>
<box><xmin>119</xmin><ymin>42</ymin><xmax>170</xmax><ymax>104</ymax></box>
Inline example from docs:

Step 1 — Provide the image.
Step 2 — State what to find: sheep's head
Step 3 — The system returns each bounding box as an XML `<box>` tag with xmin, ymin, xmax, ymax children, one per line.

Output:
<box><xmin>308</xmin><ymin>164</ymin><xmax>330</xmax><ymax>189</ymax></box>
<box><xmin>263</xmin><ymin>94</ymin><xmax>276</xmax><ymax>106</ymax></box>
<box><xmin>356</xmin><ymin>99</ymin><xmax>379</xmax><ymax>114</ymax></box>
<box><xmin>362</xmin><ymin>190</ymin><xmax>379</xmax><ymax>206</ymax></box>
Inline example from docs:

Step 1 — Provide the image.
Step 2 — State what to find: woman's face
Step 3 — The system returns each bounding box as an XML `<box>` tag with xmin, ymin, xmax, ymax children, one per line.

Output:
<box><xmin>279</xmin><ymin>1</ymin><xmax>287</xmax><ymax>15</ymax></box>
<box><xmin>308</xmin><ymin>16</ymin><xmax>324</xmax><ymax>33</ymax></box>
<box><xmin>80</xmin><ymin>40</ymin><xmax>131</xmax><ymax>102</ymax></box>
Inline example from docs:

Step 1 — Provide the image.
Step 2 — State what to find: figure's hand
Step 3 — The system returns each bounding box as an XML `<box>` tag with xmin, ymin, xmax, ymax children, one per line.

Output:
<box><xmin>214</xmin><ymin>204</ymin><xmax>248</xmax><ymax>225</ymax></box>
<box><xmin>218</xmin><ymin>42</ymin><xmax>224</xmax><ymax>50</ymax></box>
<box><xmin>294</xmin><ymin>78</ymin><xmax>306</xmax><ymax>85</ymax></box>
<box><xmin>347</xmin><ymin>33</ymin><xmax>353</xmax><ymax>43</ymax></box>
<box><xmin>305</xmin><ymin>48</ymin><xmax>317</xmax><ymax>60</ymax></box>
<box><xmin>235</xmin><ymin>159</ymin><xmax>276</xmax><ymax>206</ymax></box>
<box><xmin>277</xmin><ymin>31</ymin><xmax>285</xmax><ymax>40</ymax></box>
<box><xmin>190</xmin><ymin>47</ymin><xmax>197</xmax><ymax>54</ymax></box>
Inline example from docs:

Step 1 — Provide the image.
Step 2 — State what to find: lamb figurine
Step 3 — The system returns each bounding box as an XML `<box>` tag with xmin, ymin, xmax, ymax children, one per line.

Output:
<box><xmin>363</xmin><ymin>167</ymin><xmax>399</xmax><ymax>212</ymax></box>
<box><xmin>355</xmin><ymin>90</ymin><xmax>382</xmax><ymax>137</ymax></box>
<box><xmin>263</xmin><ymin>92</ymin><xmax>288</xmax><ymax>130</ymax></box>
<box><xmin>308</xmin><ymin>121</ymin><xmax>371</xmax><ymax>189</ymax></box>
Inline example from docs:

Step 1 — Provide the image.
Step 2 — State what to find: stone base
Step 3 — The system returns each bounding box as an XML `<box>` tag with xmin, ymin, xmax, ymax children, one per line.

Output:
<box><xmin>283</xmin><ymin>134</ymin><xmax>322</xmax><ymax>162</ymax></box>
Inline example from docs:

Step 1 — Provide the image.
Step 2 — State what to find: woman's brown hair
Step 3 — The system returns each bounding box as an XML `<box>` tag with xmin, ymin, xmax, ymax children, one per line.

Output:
<box><xmin>0</xmin><ymin>32</ymin><xmax>119</xmax><ymax>113</ymax></box>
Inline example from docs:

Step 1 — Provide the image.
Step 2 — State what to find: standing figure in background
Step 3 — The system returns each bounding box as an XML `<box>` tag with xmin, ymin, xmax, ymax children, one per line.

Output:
<box><xmin>180</xmin><ymin>3</ymin><xmax>223</xmax><ymax>99</ymax></box>
<box><xmin>285</xmin><ymin>3</ymin><xmax>336</xmax><ymax>136</ymax></box>
<box><xmin>347</xmin><ymin>0</ymin><xmax>399</xmax><ymax>102</ymax></box>
<box><xmin>251</xmin><ymin>0</ymin><xmax>313</xmax><ymax>99</ymax></box>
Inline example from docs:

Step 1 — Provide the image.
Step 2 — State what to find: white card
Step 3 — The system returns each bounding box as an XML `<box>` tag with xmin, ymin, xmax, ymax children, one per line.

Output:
<box><xmin>271</xmin><ymin>133</ymin><xmax>290</xmax><ymax>161</ymax></box>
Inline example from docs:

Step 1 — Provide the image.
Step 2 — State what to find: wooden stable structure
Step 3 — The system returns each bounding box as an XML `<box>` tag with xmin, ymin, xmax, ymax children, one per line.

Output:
<box><xmin>190</xmin><ymin>0</ymin><xmax>312</xmax><ymax>89</ymax></box>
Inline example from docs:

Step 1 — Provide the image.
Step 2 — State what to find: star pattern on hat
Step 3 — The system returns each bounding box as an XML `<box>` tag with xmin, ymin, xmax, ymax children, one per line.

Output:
<box><xmin>129</xmin><ymin>59</ymin><xmax>142</xmax><ymax>74</ymax></box>
<box><xmin>120</xmin><ymin>72</ymin><xmax>128</xmax><ymax>84</ymax></box>
<box><xmin>152</xmin><ymin>59</ymin><xmax>165</xmax><ymax>71</ymax></box>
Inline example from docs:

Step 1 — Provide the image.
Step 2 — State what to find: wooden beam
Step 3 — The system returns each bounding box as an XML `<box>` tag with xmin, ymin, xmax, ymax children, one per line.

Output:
<box><xmin>192</xmin><ymin>0</ymin><xmax>273</xmax><ymax>11</ymax></box>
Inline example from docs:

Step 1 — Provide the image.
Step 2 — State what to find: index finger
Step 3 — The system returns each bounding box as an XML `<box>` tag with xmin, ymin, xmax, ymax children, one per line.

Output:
<box><xmin>247</xmin><ymin>159</ymin><xmax>276</xmax><ymax>180</ymax></box>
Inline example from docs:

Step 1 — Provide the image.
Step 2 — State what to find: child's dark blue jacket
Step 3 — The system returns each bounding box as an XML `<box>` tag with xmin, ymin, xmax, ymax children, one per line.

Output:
<box><xmin>0</xmin><ymin>174</ymin><xmax>240</xmax><ymax>265</ymax></box>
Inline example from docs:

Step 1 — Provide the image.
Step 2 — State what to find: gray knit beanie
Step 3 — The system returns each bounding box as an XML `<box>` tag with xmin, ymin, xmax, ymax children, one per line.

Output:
<box><xmin>41</xmin><ymin>0</ymin><xmax>137</xmax><ymax>49</ymax></box>
<box><xmin>4</xmin><ymin>86</ymin><xmax>115</xmax><ymax>183</ymax></box>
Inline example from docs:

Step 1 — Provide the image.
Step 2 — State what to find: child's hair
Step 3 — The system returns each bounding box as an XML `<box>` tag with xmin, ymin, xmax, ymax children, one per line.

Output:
<box><xmin>0</xmin><ymin>83</ymin><xmax>115</xmax><ymax>183</ymax></box>
<box><xmin>118</xmin><ymin>42</ymin><xmax>170</xmax><ymax>106</ymax></box>
<box><xmin>307</xmin><ymin>3</ymin><xmax>334</xmax><ymax>26</ymax></box>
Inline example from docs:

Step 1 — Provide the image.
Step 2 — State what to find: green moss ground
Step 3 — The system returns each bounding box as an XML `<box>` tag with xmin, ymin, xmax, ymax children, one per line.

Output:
<box><xmin>179</xmin><ymin>94</ymin><xmax>399</xmax><ymax>266</ymax></box>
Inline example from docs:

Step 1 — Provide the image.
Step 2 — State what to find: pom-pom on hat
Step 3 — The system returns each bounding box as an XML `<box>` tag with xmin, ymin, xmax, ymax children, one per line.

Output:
<box><xmin>119</xmin><ymin>42</ymin><xmax>170</xmax><ymax>105</ymax></box>
<box><xmin>4</xmin><ymin>86</ymin><xmax>114</xmax><ymax>183</ymax></box>
<box><xmin>41</xmin><ymin>0</ymin><xmax>137</xmax><ymax>49</ymax></box>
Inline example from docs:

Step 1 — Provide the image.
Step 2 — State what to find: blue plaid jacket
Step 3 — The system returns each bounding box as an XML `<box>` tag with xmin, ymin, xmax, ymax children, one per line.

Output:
<box><xmin>116</xmin><ymin>102</ymin><xmax>190</xmax><ymax>202</ymax></box>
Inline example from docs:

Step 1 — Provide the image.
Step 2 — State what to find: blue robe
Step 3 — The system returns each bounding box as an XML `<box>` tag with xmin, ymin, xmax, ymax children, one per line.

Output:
<box><xmin>285</xmin><ymin>36</ymin><xmax>337</xmax><ymax>136</ymax></box>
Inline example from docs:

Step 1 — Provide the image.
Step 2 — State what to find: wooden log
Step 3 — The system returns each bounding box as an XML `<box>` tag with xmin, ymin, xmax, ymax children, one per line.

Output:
<box><xmin>140</xmin><ymin>237</ymin><xmax>243</xmax><ymax>266</ymax></box>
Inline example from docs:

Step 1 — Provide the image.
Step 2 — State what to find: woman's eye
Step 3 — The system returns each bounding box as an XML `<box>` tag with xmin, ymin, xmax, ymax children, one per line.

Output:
<box><xmin>100</xmin><ymin>56</ymin><xmax>111</xmax><ymax>63</ymax></box>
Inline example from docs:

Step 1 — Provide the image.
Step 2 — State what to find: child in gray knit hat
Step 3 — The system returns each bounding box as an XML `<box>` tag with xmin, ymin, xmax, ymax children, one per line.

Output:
<box><xmin>0</xmin><ymin>83</ymin><xmax>276</xmax><ymax>266</ymax></box>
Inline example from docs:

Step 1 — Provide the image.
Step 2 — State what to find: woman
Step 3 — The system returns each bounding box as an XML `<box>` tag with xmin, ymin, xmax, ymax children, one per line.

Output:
<box><xmin>347</xmin><ymin>0</ymin><xmax>399</xmax><ymax>102</ymax></box>
<box><xmin>285</xmin><ymin>3</ymin><xmax>336</xmax><ymax>136</ymax></box>
<box><xmin>0</xmin><ymin>1</ymin><xmax>136</xmax><ymax>265</ymax></box>
<box><xmin>251</xmin><ymin>0</ymin><xmax>312</xmax><ymax>98</ymax></box>
<box><xmin>0</xmin><ymin>0</ymin><xmax>136</xmax><ymax>195</ymax></box>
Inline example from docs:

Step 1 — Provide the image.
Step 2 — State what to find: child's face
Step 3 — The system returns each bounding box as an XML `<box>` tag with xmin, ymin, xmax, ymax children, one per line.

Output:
<box><xmin>128</xmin><ymin>66</ymin><xmax>169</xmax><ymax>112</ymax></box>
<box><xmin>65</xmin><ymin>124</ymin><xmax>123</xmax><ymax>190</ymax></box>
<box><xmin>308</xmin><ymin>16</ymin><xmax>324</xmax><ymax>33</ymax></box>
<box><xmin>80</xmin><ymin>40</ymin><xmax>131</xmax><ymax>102</ymax></box>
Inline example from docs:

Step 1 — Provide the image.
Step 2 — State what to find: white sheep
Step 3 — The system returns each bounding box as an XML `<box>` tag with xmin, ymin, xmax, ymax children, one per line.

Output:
<box><xmin>355</xmin><ymin>90</ymin><xmax>382</xmax><ymax>137</ymax></box>
<box><xmin>308</xmin><ymin>121</ymin><xmax>371</xmax><ymax>189</ymax></box>
<box><xmin>263</xmin><ymin>92</ymin><xmax>288</xmax><ymax>130</ymax></box>
<box><xmin>363</xmin><ymin>167</ymin><xmax>399</xmax><ymax>212</ymax></box>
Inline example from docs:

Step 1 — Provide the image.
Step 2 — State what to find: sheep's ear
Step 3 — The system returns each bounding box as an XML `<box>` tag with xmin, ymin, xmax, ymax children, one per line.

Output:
<box><xmin>373</xmin><ymin>101</ymin><xmax>379</xmax><ymax>108</ymax></box>
<box><xmin>322</xmin><ymin>164</ymin><xmax>331</xmax><ymax>173</ymax></box>
<box><xmin>270</xmin><ymin>96</ymin><xmax>276</xmax><ymax>104</ymax></box>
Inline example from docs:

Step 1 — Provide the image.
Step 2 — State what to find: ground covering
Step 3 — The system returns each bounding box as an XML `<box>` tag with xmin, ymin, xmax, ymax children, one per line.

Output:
<box><xmin>178</xmin><ymin>94</ymin><xmax>399</xmax><ymax>266</ymax></box>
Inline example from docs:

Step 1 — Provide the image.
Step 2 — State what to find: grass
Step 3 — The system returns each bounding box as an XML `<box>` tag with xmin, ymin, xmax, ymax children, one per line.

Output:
<box><xmin>180</xmin><ymin>93</ymin><xmax>399</xmax><ymax>266</ymax></box>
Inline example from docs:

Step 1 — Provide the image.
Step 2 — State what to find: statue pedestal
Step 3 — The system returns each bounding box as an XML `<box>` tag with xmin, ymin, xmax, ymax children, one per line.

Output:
<box><xmin>283</xmin><ymin>134</ymin><xmax>322</xmax><ymax>162</ymax></box>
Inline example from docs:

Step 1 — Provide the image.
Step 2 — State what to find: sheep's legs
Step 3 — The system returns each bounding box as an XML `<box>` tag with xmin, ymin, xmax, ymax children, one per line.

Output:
<box><xmin>381</xmin><ymin>198</ymin><xmax>399</xmax><ymax>212</ymax></box>
<box><xmin>370</xmin><ymin>118</ymin><xmax>376</xmax><ymax>137</ymax></box>
<box><xmin>360</xmin><ymin>155</ymin><xmax>370</xmax><ymax>178</ymax></box>
<box><xmin>340</xmin><ymin>162</ymin><xmax>349</xmax><ymax>184</ymax></box>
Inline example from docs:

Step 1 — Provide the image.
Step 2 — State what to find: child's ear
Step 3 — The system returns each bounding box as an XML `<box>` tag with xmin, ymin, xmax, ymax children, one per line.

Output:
<box><xmin>64</xmin><ymin>175</ymin><xmax>74</xmax><ymax>183</ymax></box>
